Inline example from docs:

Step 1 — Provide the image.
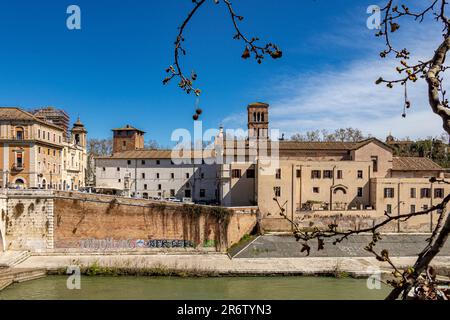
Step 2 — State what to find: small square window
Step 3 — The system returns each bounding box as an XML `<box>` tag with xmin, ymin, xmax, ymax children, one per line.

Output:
<box><xmin>357</xmin><ymin>187</ymin><xmax>363</xmax><ymax>197</ymax></box>
<box><xmin>357</xmin><ymin>170</ymin><xmax>363</xmax><ymax>179</ymax></box>
<box><xmin>313</xmin><ymin>187</ymin><xmax>320</xmax><ymax>193</ymax></box>
<box><xmin>311</xmin><ymin>170</ymin><xmax>321</xmax><ymax>179</ymax></box>
<box><xmin>434</xmin><ymin>188</ymin><xmax>444</xmax><ymax>199</ymax></box>
<box><xmin>386</xmin><ymin>204</ymin><xmax>392</xmax><ymax>214</ymax></box>
<box><xmin>156</xmin><ymin>160</ymin><xmax>161</xmax><ymax>165</ymax></box>
<box><xmin>275</xmin><ymin>169</ymin><xmax>282</xmax><ymax>179</ymax></box>
<box><xmin>274</xmin><ymin>186</ymin><xmax>281</xmax><ymax>197</ymax></box>
<box><xmin>232</xmin><ymin>169</ymin><xmax>242</xmax><ymax>178</ymax></box>
<box><xmin>323</xmin><ymin>170</ymin><xmax>333</xmax><ymax>179</ymax></box>
<box><xmin>384</xmin><ymin>188</ymin><xmax>394</xmax><ymax>198</ymax></box>
<box><xmin>420</xmin><ymin>188</ymin><xmax>431</xmax><ymax>198</ymax></box>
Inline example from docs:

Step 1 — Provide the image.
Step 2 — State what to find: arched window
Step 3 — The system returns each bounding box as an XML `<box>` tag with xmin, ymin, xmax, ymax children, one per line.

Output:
<box><xmin>253</xmin><ymin>112</ymin><xmax>256</xmax><ymax>122</ymax></box>
<box><xmin>14</xmin><ymin>178</ymin><xmax>25</xmax><ymax>189</ymax></box>
<box><xmin>333</xmin><ymin>187</ymin><xmax>347</xmax><ymax>194</ymax></box>
<box><xmin>261</xmin><ymin>113</ymin><xmax>265</xmax><ymax>122</ymax></box>
<box><xmin>75</xmin><ymin>134</ymin><xmax>80</xmax><ymax>145</ymax></box>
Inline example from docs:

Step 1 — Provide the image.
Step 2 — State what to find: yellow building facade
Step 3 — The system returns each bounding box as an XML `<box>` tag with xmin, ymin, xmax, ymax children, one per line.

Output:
<box><xmin>0</xmin><ymin>107</ymin><xmax>87</xmax><ymax>190</ymax></box>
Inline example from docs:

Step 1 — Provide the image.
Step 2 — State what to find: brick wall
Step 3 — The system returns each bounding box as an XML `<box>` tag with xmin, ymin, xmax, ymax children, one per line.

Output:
<box><xmin>53</xmin><ymin>192</ymin><xmax>256</xmax><ymax>252</ymax></box>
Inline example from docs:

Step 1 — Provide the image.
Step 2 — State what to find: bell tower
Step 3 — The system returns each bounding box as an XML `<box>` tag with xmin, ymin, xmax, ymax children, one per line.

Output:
<box><xmin>71</xmin><ymin>117</ymin><xmax>87</xmax><ymax>148</ymax></box>
<box><xmin>247</xmin><ymin>102</ymin><xmax>269</xmax><ymax>139</ymax></box>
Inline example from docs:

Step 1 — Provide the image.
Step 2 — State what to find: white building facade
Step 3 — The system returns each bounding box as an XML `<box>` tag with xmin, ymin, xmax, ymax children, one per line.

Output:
<box><xmin>96</xmin><ymin>150</ymin><xmax>219</xmax><ymax>203</ymax></box>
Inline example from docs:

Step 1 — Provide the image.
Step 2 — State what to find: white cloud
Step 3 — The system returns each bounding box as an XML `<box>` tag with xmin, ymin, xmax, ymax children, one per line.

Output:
<box><xmin>223</xmin><ymin>13</ymin><xmax>447</xmax><ymax>140</ymax></box>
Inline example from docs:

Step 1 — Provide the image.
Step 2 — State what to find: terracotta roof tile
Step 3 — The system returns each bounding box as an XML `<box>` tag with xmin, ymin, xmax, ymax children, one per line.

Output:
<box><xmin>112</xmin><ymin>125</ymin><xmax>145</xmax><ymax>133</ymax></box>
<box><xmin>393</xmin><ymin>157</ymin><xmax>442</xmax><ymax>171</ymax></box>
<box><xmin>0</xmin><ymin>107</ymin><xmax>64</xmax><ymax>130</ymax></box>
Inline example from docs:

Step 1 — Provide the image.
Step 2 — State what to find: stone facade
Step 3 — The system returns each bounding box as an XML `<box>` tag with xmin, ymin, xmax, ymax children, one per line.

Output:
<box><xmin>0</xmin><ymin>190</ymin><xmax>54</xmax><ymax>252</ymax></box>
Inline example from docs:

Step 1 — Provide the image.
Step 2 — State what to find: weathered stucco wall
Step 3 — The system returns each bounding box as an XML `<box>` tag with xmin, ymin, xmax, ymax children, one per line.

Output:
<box><xmin>53</xmin><ymin>192</ymin><xmax>256</xmax><ymax>252</ymax></box>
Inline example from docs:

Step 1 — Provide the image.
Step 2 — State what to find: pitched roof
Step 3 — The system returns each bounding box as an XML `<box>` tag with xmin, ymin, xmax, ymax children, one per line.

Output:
<box><xmin>0</xmin><ymin>107</ymin><xmax>64</xmax><ymax>130</ymax></box>
<box><xmin>393</xmin><ymin>157</ymin><xmax>443</xmax><ymax>171</ymax></box>
<box><xmin>279</xmin><ymin>141</ymin><xmax>357</xmax><ymax>150</ymax></box>
<box><xmin>112</xmin><ymin>125</ymin><xmax>145</xmax><ymax>133</ymax></box>
<box><xmin>279</xmin><ymin>138</ymin><xmax>391</xmax><ymax>151</ymax></box>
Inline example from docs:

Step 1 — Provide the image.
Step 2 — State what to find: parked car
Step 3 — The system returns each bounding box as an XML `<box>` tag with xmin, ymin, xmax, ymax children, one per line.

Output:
<box><xmin>166</xmin><ymin>197</ymin><xmax>181</xmax><ymax>203</ymax></box>
<box><xmin>182</xmin><ymin>198</ymin><xmax>194</xmax><ymax>204</ymax></box>
<box><xmin>79</xmin><ymin>187</ymin><xmax>94</xmax><ymax>193</ymax></box>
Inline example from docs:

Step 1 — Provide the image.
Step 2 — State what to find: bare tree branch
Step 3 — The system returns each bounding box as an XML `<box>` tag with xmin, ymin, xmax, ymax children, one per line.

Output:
<box><xmin>164</xmin><ymin>0</ymin><xmax>282</xmax><ymax>119</ymax></box>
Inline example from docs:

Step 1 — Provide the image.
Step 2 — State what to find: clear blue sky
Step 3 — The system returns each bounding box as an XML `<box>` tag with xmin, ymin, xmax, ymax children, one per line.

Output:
<box><xmin>0</xmin><ymin>1</ymin><xmax>443</xmax><ymax>145</ymax></box>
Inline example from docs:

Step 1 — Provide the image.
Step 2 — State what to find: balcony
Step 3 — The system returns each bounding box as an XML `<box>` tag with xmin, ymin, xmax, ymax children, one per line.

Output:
<box><xmin>11</xmin><ymin>163</ymin><xmax>24</xmax><ymax>172</ymax></box>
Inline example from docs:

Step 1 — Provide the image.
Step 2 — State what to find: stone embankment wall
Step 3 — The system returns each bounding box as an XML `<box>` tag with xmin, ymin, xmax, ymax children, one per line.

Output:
<box><xmin>262</xmin><ymin>209</ymin><xmax>443</xmax><ymax>233</ymax></box>
<box><xmin>0</xmin><ymin>191</ymin><xmax>257</xmax><ymax>252</ymax></box>
<box><xmin>0</xmin><ymin>190</ymin><xmax>54</xmax><ymax>252</ymax></box>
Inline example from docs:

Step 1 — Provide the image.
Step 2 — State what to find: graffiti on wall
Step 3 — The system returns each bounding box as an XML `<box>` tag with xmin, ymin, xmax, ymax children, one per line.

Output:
<box><xmin>82</xmin><ymin>239</ymin><xmax>195</xmax><ymax>250</ymax></box>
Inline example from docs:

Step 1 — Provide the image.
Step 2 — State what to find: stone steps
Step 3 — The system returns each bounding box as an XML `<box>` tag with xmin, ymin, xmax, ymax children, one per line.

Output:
<box><xmin>0</xmin><ymin>251</ymin><xmax>31</xmax><ymax>268</ymax></box>
<box><xmin>0</xmin><ymin>268</ymin><xmax>47</xmax><ymax>291</ymax></box>
<box><xmin>11</xmin><ymin>269</ymin><xmax>47</xmax><ymax>283</ymax></box>
<box><xmin>0</xmin><ymin>278</ymin><xmax>13</xmax><ymax>291</ymax></box>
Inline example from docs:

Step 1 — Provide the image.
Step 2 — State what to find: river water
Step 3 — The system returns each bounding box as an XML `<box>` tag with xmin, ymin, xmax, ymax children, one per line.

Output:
<box><xmin>0</xmin><ymin>276</ymin><xmax>390</xmax><ymax>300</ymax></box>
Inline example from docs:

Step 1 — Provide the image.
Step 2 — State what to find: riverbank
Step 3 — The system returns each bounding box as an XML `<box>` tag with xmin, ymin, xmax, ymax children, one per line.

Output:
<box><xmin>13</xmin><ymin>253</ymin><xmax>450</xmax><ymax>279</ymax></box>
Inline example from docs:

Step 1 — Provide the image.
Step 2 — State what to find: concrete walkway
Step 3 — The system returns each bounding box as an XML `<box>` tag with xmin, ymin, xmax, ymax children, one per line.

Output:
<box><xmin>14</xmin><ymin>254</ymin><xmax>450</xmax><ymax>278</ymax></box>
